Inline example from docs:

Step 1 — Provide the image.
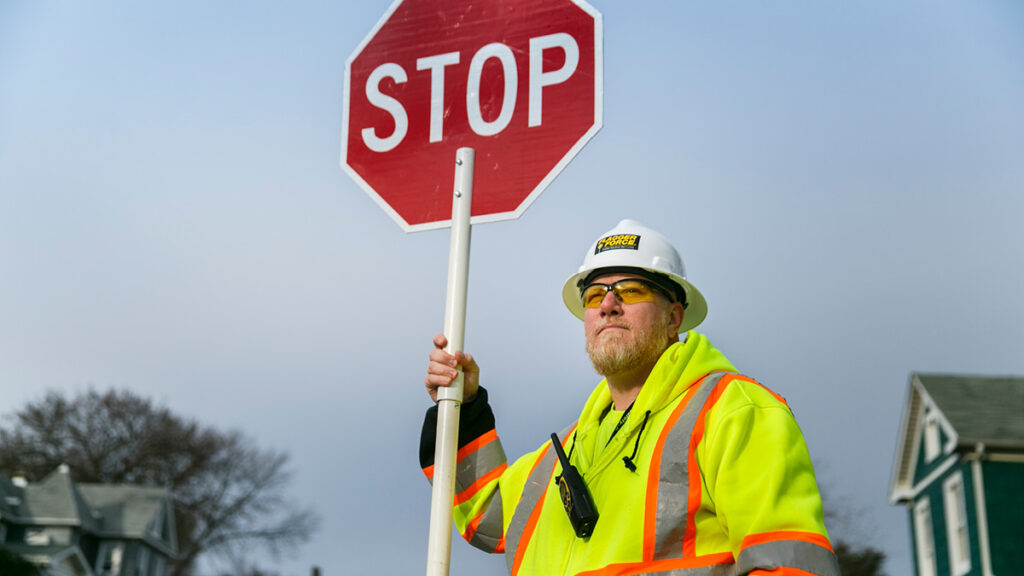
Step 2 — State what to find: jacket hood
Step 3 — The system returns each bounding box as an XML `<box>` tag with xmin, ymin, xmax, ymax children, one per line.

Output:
<box><xmin>576</xmin><ymin>331</ymin><xmax>736</xmax><ymax>433</ymax></box>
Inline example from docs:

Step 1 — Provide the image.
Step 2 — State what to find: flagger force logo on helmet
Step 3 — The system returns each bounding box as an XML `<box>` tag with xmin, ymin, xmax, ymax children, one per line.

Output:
<box><xmin>594</xmin><ymin>234</ymin><xmax>641</xmax><ymax>254</ymax></box>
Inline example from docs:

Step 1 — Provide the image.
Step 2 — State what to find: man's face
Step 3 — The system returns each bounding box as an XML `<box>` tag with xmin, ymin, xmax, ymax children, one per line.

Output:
<box><xmin>582</xmin><ymin>272</ymin><xmax>684</xmax><ymax>377</ymax></box>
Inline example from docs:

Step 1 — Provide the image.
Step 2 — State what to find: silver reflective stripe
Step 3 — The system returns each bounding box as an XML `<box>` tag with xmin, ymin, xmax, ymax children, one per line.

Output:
<box><xmin>653</xmin><ymin>372</ymin><xmax>729</xmax><ymax>560</ymax></box>
<box><xmin>736</xmin><ymin>539</ymin><xmax>840</xmax><ymax>575</ymax></box>
<box><xmin>504</xmin><ymin>423</ymin><xmax>575</xmax><ymax>573</ymax></box>
<box><xmin>456</xmin><ymin>438</ymin><xmax>506</xmax><ymax>495</ymax></box>
<box><xmin>652</xmin><ymin>565</ymin><xmax>734</xmax><ymax>576</ymax></box>
<box><xmin>503</xmin><ymin>446</ymin><xmax>556</xmax><ymax>572</ymax></box>
<box><xmin>468</xmin><ymin>490</ymin><xmax>504</xmax><ymax>553</ymax></box>
<box><xmin>425</xmin><ymin>434</ymin><xmax>506</xmax><ymax>488</ymax></box>
<box><xmin>454</xmin><ymin>436</ymin><xmax>506</xmax><ymax>553</ymax></box>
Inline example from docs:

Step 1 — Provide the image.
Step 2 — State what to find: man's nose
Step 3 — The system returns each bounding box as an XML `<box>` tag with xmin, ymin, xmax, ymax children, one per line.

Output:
<box><xmin>599</xmin><ymin>290</ymin><xmax>622</xmax><ymax>314</ymax></box>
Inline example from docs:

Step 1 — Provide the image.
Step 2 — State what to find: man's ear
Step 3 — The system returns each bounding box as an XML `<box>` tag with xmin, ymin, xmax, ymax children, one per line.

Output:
<box><xmin>668</xmin><ymin>301</ymin><xmax>685</xmax><ymax>334</ymax></box>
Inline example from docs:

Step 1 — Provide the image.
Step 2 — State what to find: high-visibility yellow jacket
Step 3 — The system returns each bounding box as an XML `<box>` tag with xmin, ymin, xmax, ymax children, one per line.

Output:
<box><xmin>420</xmin><ymin>332</ymin><xmax>839</xmax><ymax>575</ymax></box>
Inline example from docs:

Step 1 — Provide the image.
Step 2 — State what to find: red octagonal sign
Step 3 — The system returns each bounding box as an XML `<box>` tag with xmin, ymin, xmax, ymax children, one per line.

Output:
<box><xmin>342</xmin><ymin>0</ymin><xmax>602</xmax><ymax>231</ymax></box>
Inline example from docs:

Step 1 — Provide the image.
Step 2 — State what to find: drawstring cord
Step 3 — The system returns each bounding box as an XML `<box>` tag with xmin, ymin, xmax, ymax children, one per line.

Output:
<box><xmin>622</xmin><ymin>410</ymin><xmax>651</xmax><ymax>472</ymax></box>
<box><xmin>570</xmin><ymin>407</ymin><xmax>651</xmax><ymax>473</ymax></box>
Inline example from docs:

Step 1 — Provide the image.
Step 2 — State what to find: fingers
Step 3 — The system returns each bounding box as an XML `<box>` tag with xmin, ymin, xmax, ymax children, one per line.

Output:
<box><xmin>427</xmin><ymin>350</ymin><xmax>459</xmax><ymax>382</ymax></box>
<box><xmin>426</xmin><ymin>333</ymin><xmax>456</xmax><ymax>402</ymax></box>
<box><xmin>433</xmin><ymin>333</ymin><xmax>448</xmax><ymax>350</ymax></box>
<box><xmin>425</xmin><ymin>333</ymin><xmax>479</xmax><ymax>403</ymax></box>
<box><xmin>454</xmin><ymin>351</ymin><xmax>478</xmax><ymax>375</ymax></box>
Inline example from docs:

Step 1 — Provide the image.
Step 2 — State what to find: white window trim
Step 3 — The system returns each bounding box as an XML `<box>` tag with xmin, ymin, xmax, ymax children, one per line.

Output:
<box><xmin>970</xmin><ymin>456</ymin><xmax>995</xmax><ymax>576</ymax></box>
<box><xmin>924</xmin><ymin>411</ymin><xmax>941</xmax><ymax>463</ymax></box>
<box><xmin>914</xmin><ymin>498</ymin><xmax>937</xmax><ymax>576</ymax></box>
<box><xmin>96</xmin><ymin>541</ymin><xmax>125</xmax><ymax>576</ymax></box>
<box><xmin>25</xmin><ymin>528</ymin><xmax>51</xmax><ymax>546</ymax></box>
<box><xmin>943</xmin><ymin>471</ymin><xmax>972</xmax><ymax>576</ymax></box>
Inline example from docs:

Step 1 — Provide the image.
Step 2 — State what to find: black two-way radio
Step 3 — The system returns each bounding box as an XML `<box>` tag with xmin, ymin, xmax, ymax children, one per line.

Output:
<box><xmin>550</xmin><ymin>432</ymin><xmax>599</xmax><ymax>538</ymax></box>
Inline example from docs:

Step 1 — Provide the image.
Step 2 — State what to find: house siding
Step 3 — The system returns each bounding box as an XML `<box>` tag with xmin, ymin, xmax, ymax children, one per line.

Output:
<box><xmin>911</xmin><ymin>486</ymin><xmax>949</xmax><ymax>576</ymax></box>
<box><xmin>984</xmin><ymin>460</ymin><xmax>1024</xmax><ymax>574</ymax></box>
<box><xmin>910</xmin><ymin>462</ymin><xmax>982</xmax><ymax>576</ymax></box>
<box><xmin>912</xmin><ymin>416</ymin><xmax>953</xmax><ymax>485</ymax></box>
<box><xmin>906</xmin><ymin>513</ymin><xmax>920</xmax><ymax>576</ymax></box>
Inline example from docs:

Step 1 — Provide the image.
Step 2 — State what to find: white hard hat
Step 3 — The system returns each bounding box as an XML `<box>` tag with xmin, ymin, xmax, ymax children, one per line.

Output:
<box><xmin>561</xmin><ymin>219</ymin><xmax>707</xmax><ymax>333</ymax></box>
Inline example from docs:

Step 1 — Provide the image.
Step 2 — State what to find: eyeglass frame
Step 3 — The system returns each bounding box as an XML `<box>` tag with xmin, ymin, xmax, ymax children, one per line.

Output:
<box><xmin>579</xmin><ymin>277</ymin><xmax>677</xmax><ymax>309</ymax></box>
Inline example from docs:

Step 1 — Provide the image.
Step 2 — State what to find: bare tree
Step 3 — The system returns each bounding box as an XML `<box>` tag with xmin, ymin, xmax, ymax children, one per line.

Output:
<box><xmin>816</xmin><ymin>461</ymin><xmax>888</xmax><ymax>576</ymax></box>
<box><xmin>834</xmin><ymin>541</ymin><xmax>886</xmax><ymax>576</ymax></box>
<box><xmin>0</xmin><ymin>388</ymin><xmax>319</xmax><ymax>576</ymax></box>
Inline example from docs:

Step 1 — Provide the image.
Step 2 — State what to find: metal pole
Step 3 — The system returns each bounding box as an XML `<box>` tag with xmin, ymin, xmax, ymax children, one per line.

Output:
<box><xmin>426</xmin><ymin>147</ymin><xmax>475</xmax><ymax>576</ymax></box>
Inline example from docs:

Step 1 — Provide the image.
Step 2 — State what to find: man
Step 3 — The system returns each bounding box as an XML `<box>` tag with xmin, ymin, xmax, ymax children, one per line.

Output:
<box><xmin>422</xmin><ymin>220</ymin><xmax>839</xmax><ymax>575</ymax></box>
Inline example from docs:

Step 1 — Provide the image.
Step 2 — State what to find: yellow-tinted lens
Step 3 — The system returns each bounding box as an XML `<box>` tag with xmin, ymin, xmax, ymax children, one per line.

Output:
<box><xmin>581</xmin><ymin>279</ymin><xmax>658</xmax><ymax>308</ymax></box>
<box><xmin>582</xmin><ymin>285</ymin><xmax>609</xmax><ymax>308</ymax></box>
<box><xmin>612</xmin><ymin>280</ymin><xmax>657</xmax><ymax>304</ymax></box>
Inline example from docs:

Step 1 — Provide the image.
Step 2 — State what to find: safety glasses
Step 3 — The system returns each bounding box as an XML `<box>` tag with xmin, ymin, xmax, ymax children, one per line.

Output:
<box><xmin>581</xmin><ymin>278</ymin><xmax>671</xmax><ymax>309</ymax></box>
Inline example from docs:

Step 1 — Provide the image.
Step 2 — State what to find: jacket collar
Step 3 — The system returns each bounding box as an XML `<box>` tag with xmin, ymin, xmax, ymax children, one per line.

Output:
<box><xmin>571</xmin><ymin>331</ymin><xmax>736</xmax><ymax>470</ymax></box>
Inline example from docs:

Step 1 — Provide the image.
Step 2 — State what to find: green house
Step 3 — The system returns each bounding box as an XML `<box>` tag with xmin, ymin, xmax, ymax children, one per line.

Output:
<box><xmin>890</xmin><ymin>373</ymin><xmax>1024</xmax><ymax>576</ymax></box>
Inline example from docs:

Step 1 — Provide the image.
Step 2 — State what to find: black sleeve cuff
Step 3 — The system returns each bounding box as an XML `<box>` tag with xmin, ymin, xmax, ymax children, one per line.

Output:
<box><xmin>419</xmin><ymin>387</ymin><xmax>495</xmax><ymax>469</ymax></box>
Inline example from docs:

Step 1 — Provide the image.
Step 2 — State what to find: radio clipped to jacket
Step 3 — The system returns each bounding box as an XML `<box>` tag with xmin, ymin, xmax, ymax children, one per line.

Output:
<box><xmin>550</xmin><ymin>433</ymin><xmax>599</xmax><ymax>538</ymax></box>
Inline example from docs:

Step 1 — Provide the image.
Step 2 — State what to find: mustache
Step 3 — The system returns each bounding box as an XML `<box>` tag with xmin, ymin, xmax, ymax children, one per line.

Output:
<box><xmin>593</xmin><ymin>320</ymin><xmax>630</xmax><ymax>333</ymax></box>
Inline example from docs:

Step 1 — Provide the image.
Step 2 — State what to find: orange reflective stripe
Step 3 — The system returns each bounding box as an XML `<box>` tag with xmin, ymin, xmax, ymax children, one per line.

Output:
<box><xmin>748</xmin><ymin>568</ymin><xmax>818</xmax><ymax>576</ymax></box>
<box><xmin>463</xmin><ymin>507</ymin><xmax>506</xmax><ymax>553</ymax></box>
<box><xmin>457</xmin><ymin>428</ymin><xmax>498</xmax><ymax>462</ymax></box>
<box><xmin>423</xmin><ymin>428</ymin><xmax>498</xmax><ymax>480</ymax></box>
<box><xmin>453</xmin><ymin>462</ymin><xmax>507</xmax><ymax>505</ymax></box>
<box><xmin>740</xmin><ymin>530</ymin><xmax>833</xmax><ymax>553</ymax></box>
<box><xmin>509</xmin><ymin>424</ymin><xmax>576</xmax><ymax>576</ymax></box>
<box><xmin>746</xmin><ymin>379</ymin><xmax>787</xmax><ymax>407</ymax></box>
<box><xmin>644</xmin><ymin>372</ymin><xmax>731</xmax><ymax>562</ymax></box>
<box><xmin>510</xmin><ymin>488</ymin><xmax>548</xmax><ymax>576</ymax></box>
<box><xmin>572</xmin><ymin>551</ymin><xmax>735</xmax><ymax>576</ymax></box>
<box><xmin>684</xmin><ymin>374</ymin><xmax>746</xmax><ymax>557</ymax></box>
<box><xmin>509</xmin><ymin>451</ymin><xmax>554</xmax><ymax>575</ymax></box>
<box><xmin>643</xmin><ymin>376</ymin><xmax>704</xmax><ymax>560</ymax></box>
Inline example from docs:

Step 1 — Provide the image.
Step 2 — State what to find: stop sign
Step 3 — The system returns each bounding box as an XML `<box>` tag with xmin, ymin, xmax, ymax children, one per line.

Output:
<box><xmin>341</xmin><ymin>0</ymin><xmax>602</xmax><ymax>232</ymax></box>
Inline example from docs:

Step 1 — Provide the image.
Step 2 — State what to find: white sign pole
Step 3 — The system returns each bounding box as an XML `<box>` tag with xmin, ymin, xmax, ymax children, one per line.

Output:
<box><xmin>426</xmin><ymin>147</ymin><xmax>475</xmax><ymax>576</ymax></box>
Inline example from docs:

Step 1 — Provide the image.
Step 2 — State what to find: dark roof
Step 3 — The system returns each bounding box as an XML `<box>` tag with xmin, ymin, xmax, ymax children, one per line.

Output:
<box><xmin>20</xmin><ymin>467</ymin><xmax>100</xmax><ymax>531</ymax></box>
<box><xmin>1</xmin><ymin>467</ymin><xmax>178</xmax><ymax>565</ymax></box>
<box><xmin>916</xmin><ymin>373</ymin><xmax>1024</xmax><ymax>450</ymax></box>
<box><xmin>2</xmin><ymin>467</ymin><xmax>171</xmax><ymax>543</ymax></box>
<box><xmin>78</xmin><ymin>484</ymin><xmax>167</xmax><ymax>539</ymax></box>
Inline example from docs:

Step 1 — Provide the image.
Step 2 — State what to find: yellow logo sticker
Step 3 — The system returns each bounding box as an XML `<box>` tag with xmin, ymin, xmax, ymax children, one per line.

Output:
<box><xmin>595</xmin><ymin>234</ymin><xmax>641</xmax><ymax>254</ymax></box>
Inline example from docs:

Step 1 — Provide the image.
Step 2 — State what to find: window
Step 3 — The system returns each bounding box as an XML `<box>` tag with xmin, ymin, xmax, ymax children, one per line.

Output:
<box><xmin>46</xmin><ymin>526</ymin><xmax>72</xmax><ymax>545</ymax></box>
<box><xmin>943</xmin><ymin>472</ymin><xmax>971</xmax><ymax>575</ymax></box>
<box><xmin>914</xmin><ymin>498</ymin><xmax>937</xmax><ymax>576</ymax></box>
<box><xmin>924</xmin><ymin>411</ymin><xmax>941</xmax><ymax>462</ymax></box>
<box><xmin>25</xmin><ymin>528</ymin><xmax>50</xmax><ymax>545</ymax></box>
<box><xmin>96</xmin><ymin>541</ymin><xmax>124</xmax><ymax>576</ymax></box>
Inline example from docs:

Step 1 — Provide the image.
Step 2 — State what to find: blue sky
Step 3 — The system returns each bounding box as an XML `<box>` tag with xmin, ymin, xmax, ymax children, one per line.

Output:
<box><xmin>3</xmin><ymin>1</ymin><xmax>1023</xmax><ymax>574</ymax></box>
